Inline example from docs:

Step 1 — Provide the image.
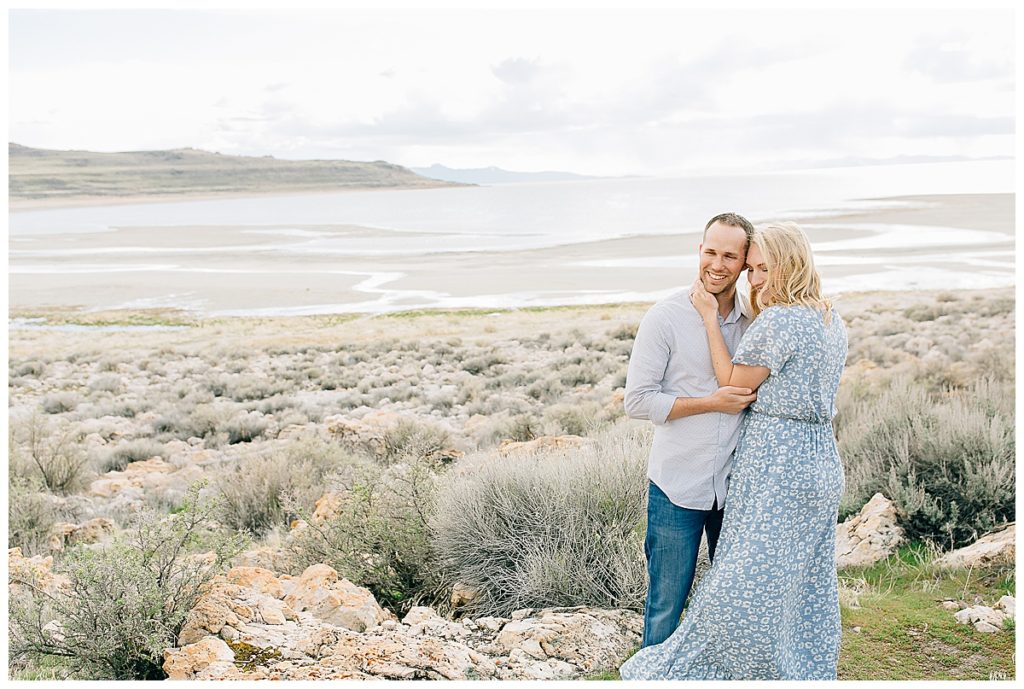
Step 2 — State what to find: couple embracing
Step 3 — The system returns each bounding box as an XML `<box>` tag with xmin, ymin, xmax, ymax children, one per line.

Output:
<box><xmin>619</xmin><ymin>213</ymin><xmax>848</xmax><ymax>680</ymax></box>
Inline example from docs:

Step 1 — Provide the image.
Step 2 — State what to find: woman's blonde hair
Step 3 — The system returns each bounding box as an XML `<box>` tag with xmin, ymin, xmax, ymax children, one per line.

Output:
<box><xmin>749</xmin><ymin>221</ymin><xmax>832</xmax><ymax>323</ymax></box>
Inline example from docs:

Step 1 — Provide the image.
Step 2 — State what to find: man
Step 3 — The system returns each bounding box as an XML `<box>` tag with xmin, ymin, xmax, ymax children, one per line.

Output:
<box><xmin>623</xmin><ymin>212</ymin><xmax>756</xmax><ymax>648</ymax></box>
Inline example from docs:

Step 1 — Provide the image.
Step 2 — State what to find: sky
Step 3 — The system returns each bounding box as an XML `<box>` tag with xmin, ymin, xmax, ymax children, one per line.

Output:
<box><xmin>7</xmin><ymin>8</ymin><xmax>1015</xmax><ymax>176</ymax></box>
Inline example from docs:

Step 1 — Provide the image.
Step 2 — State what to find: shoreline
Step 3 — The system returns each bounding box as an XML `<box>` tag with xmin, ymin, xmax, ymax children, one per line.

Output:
<box><xmin>8</xmin><ymin>193</ymin><xmax>1014</xmax><ymax>318</ymax></box>
<box><xmin>8</xmin><ymin>286</ymin><xmax>1015</xmax><ymax>336</ymax></box>
<box><xmin>8</xmin><ymin>182</ymin><xmax>471</xmax><ymax>213</ymax></box>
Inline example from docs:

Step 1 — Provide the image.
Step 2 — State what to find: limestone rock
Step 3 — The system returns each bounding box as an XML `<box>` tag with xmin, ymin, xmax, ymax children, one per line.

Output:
<box><xmin>497</xmin><ymin>435</ymin><xmax>592</xmax><ymax>458</ymax></box>
<box><xmin>451</xmin><ymin>582</ymin><xmax>480</xmax><ymax>608</ymax></box>
<box><xmin>320</xmin><ymin>628</ymin><xmax>495</xmax><ymax>680</ymax></box>
<box><xmin>226</xmin><ymin>567</ymin><xmax>285</xmax><ymax>599</ymax></box>
<box><xmin>163</xmin><ymin>637</ymin><xmax>238</xmax><ymax>680</ymax></box>
<box><xmin>283</xmin><ymin>564</ymin><xmax>389</xmax><ymax>632</ymax></box>
<box><xmin>491</xmin><ymin>606</ymin><xmax>643</xmax><ymax>674</ymax></box>
<box><xmin>933</xmin><ymin>523</ymin><xmax>1015</xmax><ymax>569</ymax></box>
<box><xmin>835</xmin><ymin>493</ymin><xmax>905</xmax><ymax>568</ymax></box>
<box><xmin>163</xmin><ymin>562</ymin><xmax>642</xmax><ymax>681</ymax></box>
<box><xmin>178</xmin><ymin>577</ymin><xmax>245</xmax><ymax>645</ymax></box>
<box><xmin>311</xmin><ymin>492</ymin><xmax>344</xmax><ymax>525</ymax></box>
<box><xmin>953</xmin><ymin>605</ymin><xmax>1008</xmax><ymax>631</ymax></box>
<box><xmin>8</xmin><ymin>547</ymin><xmax>72</xmax><ymax>597</ymax></box>
<box><xmin>232</xmin><ymin>546</ymin><xmax>294</xmax><ymax>573</ymax></box>
<box><xmin>997</xmin><ymin>595</ymin><xmax>1015</xmax><ymax>619</ymax></box>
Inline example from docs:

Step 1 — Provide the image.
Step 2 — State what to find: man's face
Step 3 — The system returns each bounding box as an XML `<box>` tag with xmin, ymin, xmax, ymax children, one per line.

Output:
<box><xmin>698</xmin><ymin>221</ymin><xmax>748</xmax><ymax>295</ymax></box>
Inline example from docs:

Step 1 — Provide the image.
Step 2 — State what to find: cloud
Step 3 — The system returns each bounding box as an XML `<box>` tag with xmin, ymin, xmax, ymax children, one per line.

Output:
<box><xmin>905</xmin><ymin>31</ymin><xmax>1012</xmax><ymax>83</ymax></box>
<box><xmin>491</xmin><ymin>57</ymin><xmax>543</xmax><ymax>84</ymax></box>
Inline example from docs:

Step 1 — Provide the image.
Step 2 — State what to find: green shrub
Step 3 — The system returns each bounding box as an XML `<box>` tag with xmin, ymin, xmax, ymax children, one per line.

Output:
<box><xmin>430</xmin><ymin>424</ymin><xmax>649</xmax><ymax>617</ymax></box>
<box><xmin>8</xmin><ymin>482</ymin><xmax>247</xmax><ymax>680</ymax></box>
<box><xmin>285</xmin><ymin>454</ymin><xmax>445</xmax><ymax>614</ymax></box>
<box><xmin>837</xmin><ymin>377</ymin><xmax>1014</xmax><ymax>547</ymax></box>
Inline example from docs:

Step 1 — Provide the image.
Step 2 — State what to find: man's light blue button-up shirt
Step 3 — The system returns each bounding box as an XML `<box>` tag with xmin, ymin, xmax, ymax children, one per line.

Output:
<box><xmin>624</xmin><ymin>288</ymin><xmax>751</xmax><ymax>510</ymax></box>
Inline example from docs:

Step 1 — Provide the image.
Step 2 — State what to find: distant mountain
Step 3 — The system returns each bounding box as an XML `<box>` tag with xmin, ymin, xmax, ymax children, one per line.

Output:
<box><xmin>9</xmin><ymin>143</ymin><xmax>462</xmax><ymax>204</ymax></box>
<box><xmin>771</xmin><ymin>154</ymin><xmax>1012</xmax><ymax>171</ymax></box>
<box><xmin>411</xmin><ymin>163</ymin><xmax>602</xmax><ymax>185</ymax></box>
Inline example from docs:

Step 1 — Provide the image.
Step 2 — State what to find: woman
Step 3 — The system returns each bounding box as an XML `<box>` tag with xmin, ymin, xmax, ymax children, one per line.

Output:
<box><xmin>619</xmin><ymin>222</ymin><xmax>848</xmax><ymax>680</ymax></box>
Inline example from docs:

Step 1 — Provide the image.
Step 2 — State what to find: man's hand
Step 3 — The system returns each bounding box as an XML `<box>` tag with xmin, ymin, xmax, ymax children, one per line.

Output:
<box><xmin>708</xmin><ymin>385</ymin><xmax>756</xmax><ymax>414</ymax></box>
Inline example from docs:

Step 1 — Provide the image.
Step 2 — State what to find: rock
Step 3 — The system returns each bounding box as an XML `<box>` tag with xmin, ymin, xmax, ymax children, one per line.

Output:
<box><xmin>940</xmin><ymin>600</ymin><xmax>961</xmax><ymax>611</ymax></box>
<box><xmin>8</xmin><ymin>547</ymin><xmax>72</xmax><ymax>597</ymax></box>
<box><xmin>47</xmin><ymin>522</ymin><xmax>78</xmax><ymax>551</ymax></box>
<box><xmin>933</xmin><ymin>523</ymin><xmax>1015</xmax><ymax>569</ymax></box>
<box><xmin>835</xmin><ymin>493</ymin><xmax>905</xmax><ymax>568</ymax></box>
<box><xmin>283</xmin><ymin>564</ymin><xmax>389</xmax><ymax>632</ymax></box>
<box><xmin>178</xmin><ymin>577</ymin><xmax>245</xmax><ymax>645</ymax></box>
<box><xmin>493</xmin><ymin>606</ymin><xmax>643</xmax><ymax>672</ymax></box>
<box><xmin>226</xmin><ymin>567</ymin><xmax>285</xmax><ymax>599</ymax></box>
<box><xmin>451</xmin><ymin>582</ymin><xmax>479</xmax><ymax>608</ymax></box>
<box><xmin>953</xmin><ymin>605</ymin><xmax>1007</xmax><ymax>631</ymax></box>
<box><xmin>49</xmin><ymin>518</ymin><xmax>117</xmax><ymax>552</ymax></box>
<box><xmin>163</xmin><ymin>562</ymin><xmax>642</xmax><ymax>681</ymax></box>
<box><xmin>311</xmin><ymin>493</ymin><xmax>344</xmax><ymax>525</ymax></box>
<box><xmin>69</xmin><ymin>517</ymin><xmax>116</xmax><ymax>546</ymax></box>
<box><xmin>123</xmin><ymin>457</ymin><xmax>174</xmax><ymax>475</ymax></box>
<box><xmin>974</xmin><ymin>622</ymin><xmax>1001</xmax><ymax>633</ymax></box>
<box><xmin>996</xmin><ymin>595</ymin><xmax>1015</xmax><ymax>618</ymax></box>
<box><xmin>497</xmin><ymin>435</ymin><xmax>592</xmax><ymax>458</ymax></box>
<box><xmin>163</xmin><ymin>637</ymin><xmax>238</xmax><ymax>680</ymax></box>
<box><xmin>318</xmin><ymin>629</ymin><xmax>495</xmax><ymax>680</ymax></box>
<box><xmin>232</xmin><ymin>546</ymin><xmax>293</xmax><ymax>573</ymax></box>
<box><xmin>257</xmin><ymin>599</ymin><xmax>287</xmax><ymax>625</ymax></box>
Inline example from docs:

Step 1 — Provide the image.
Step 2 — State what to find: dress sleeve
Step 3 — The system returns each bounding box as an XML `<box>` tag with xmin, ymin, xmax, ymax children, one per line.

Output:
<box><xmin>732</xmin><ymin>307</ymin><xmax>798</xmax><ymax>374</ymax></box>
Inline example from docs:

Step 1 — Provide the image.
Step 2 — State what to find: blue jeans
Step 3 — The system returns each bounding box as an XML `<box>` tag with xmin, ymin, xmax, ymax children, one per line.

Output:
<box><xmin>642</xmin><ymin>480</ymin><xmax>725</xmax><ymax>648</ymax></box>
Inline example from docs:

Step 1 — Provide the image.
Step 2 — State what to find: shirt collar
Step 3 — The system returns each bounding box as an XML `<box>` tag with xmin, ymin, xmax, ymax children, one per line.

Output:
<box><xmin>721</xmin><ymin>290</ymin><xmax>749</xmax><ymax>324</ymax></box>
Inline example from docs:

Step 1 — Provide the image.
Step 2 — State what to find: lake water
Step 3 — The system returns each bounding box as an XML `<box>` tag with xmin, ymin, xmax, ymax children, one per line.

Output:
<box><xmin>8</xmin><ymin>160</ymin><xmax>1015</xmax><ymax>316</ymax></box>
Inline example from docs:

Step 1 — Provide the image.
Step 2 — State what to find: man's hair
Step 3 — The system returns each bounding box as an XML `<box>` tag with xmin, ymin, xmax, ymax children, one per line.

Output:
<box><xmin>703</xmin><ymin>212</ymin><xmax>755</xmax><ymax>244</ymax></box>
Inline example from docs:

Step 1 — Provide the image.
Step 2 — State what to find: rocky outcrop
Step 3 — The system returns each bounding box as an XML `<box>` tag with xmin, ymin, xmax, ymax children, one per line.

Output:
<box><xmin>952</xmin><ymin>596</ymin><xmax>1015</xmax><ymax>633</ymax></box>
<box><xmin>835</xmin><ymin>494</ymin><xmax>905</xmax><ymax>568</ymax></box>
<box><xmin>933</xmin><ymin>523</ymin><xmax>1015</xmax><ymax>569</ymax></box>
<box><xmin>163</xmin><ymin>563</ymin><xmax>641</xmax><ymax>680</ymax></box>
<box><xmin>86</xmin><ymin>457</ymin><xmax>204</xmax><ymax>511</ymax></box>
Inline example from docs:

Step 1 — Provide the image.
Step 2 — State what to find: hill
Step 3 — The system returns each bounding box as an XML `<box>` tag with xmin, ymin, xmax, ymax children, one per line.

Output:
<box><xmin>9</xmin><ymin>143</ymin><xmax>462</xmax><ymax>205</ymax></box>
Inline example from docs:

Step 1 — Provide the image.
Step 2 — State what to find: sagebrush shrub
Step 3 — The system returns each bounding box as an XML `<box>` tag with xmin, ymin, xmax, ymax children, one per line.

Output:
<box><xmin>216</xmin><ymin>437</ymin><xmax>357</xmax><ymax>536</ymax></box>
<box><xmin>430</xmin><ymin>424</ymin><xmax>649</xmax><ymax>617</ymax></box>
<box><xmin>836</xmin><ymin>377</ymin><xmax>1014</xmax><ymax>547</ymax></box>
<box><xmin>8</xmin><ymin>476</ymin><xmax>59</xmax><ymax>556</ymax></box>
<box><xmin>12</xmin><ymin>413</ymin><xmax>91</xmax><ymax>495</ymax></box>
<box><xmin>100</xmin><ymin>439</ymin><xmax>165</xmax><ymax>473</ymax></box>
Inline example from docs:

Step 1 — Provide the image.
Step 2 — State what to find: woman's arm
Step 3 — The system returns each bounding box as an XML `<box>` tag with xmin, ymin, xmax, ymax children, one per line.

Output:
<box><xmin>690</xmin><ymin>280</ymin><xmax>770</xmax><ymax>390</ymax></box>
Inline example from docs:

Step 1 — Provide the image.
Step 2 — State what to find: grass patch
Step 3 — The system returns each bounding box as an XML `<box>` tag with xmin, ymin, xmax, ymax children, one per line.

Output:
<box><xmin>837</xmin><ymin>544</ymin><xmax>1015</xmax><ymax>680</ymax></box>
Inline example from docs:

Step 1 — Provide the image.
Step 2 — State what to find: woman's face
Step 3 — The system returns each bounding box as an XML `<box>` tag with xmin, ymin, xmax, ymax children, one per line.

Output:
<box><xmin>746</xmin><ymin>243</ymin><xmax>768</xmax><ymax>294</ymax></box>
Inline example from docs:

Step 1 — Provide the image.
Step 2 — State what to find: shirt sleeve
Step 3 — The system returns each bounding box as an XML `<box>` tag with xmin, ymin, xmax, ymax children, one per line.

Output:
<box><xmin>623</xmin><ymin>307</ymin><xmax>677</xmax><ymax>425</ymax></box>
<box><xmin>732</xmin><ymin>307</ymin><xmax>797</xmax><ymax>374</ymax></box>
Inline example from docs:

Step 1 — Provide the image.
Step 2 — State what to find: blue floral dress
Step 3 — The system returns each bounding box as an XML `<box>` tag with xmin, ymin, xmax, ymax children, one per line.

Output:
<box><xmin>620</xmin><ymin>305</ymin><xmax>849</xmax><ymax>680</ymax></box>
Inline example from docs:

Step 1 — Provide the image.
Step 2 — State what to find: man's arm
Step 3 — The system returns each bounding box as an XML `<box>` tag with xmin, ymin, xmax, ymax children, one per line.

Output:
<box><xmin>623</xmin><ymin>309</ymin><xmax>754</xmax><ymax>424</ymax></box>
